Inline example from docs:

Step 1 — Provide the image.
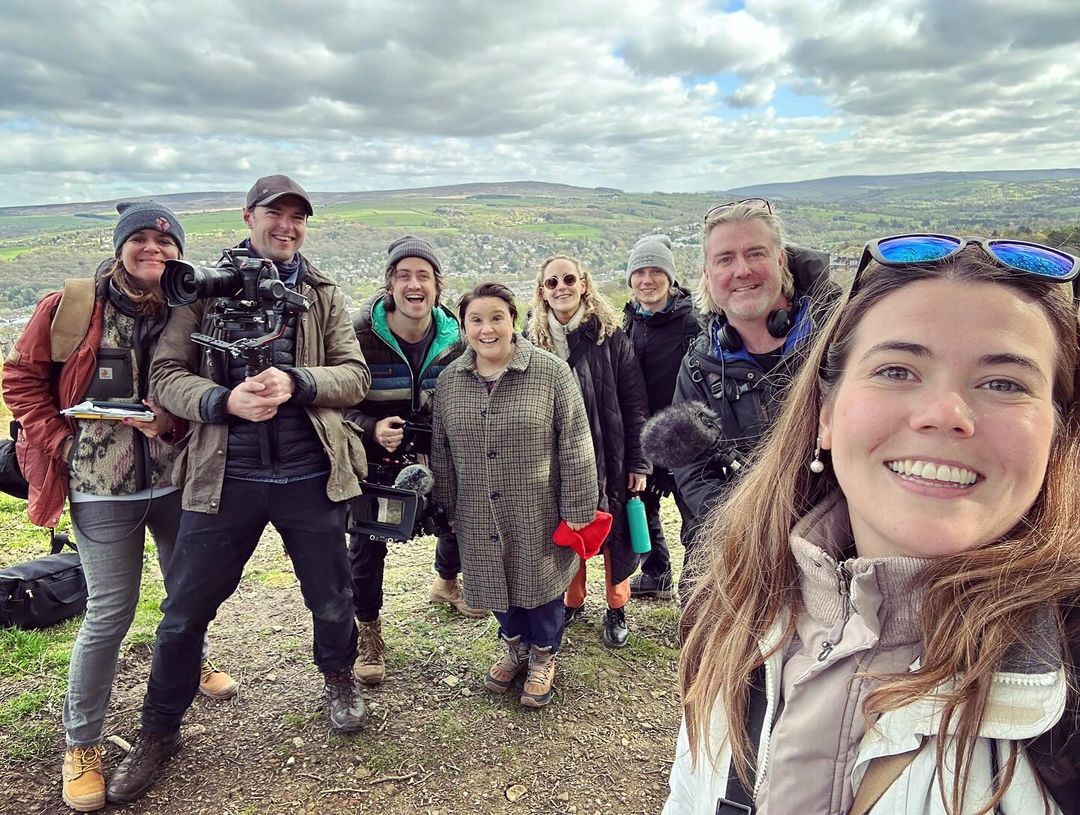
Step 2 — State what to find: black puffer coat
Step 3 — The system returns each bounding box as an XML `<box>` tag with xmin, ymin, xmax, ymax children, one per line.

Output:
<box><xmin>564</xmin><ymin>317</ymin><xmax>652</xmax><ymax>586</ymax></box>
<box><xmin>673</xmin><ymin>246</ymin><xmax>839</xmax><ymax>541</ymax></box>
<box><xmin>622</xmin><ymin>284</ymin><xmax>702</xmax><ymax>416</ymax></box>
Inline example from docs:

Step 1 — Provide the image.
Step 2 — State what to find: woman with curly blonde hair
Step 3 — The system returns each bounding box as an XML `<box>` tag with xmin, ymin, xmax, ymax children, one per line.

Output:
<box><xmin>527</xmin><ymin>255</ymin><xmax>650</xmax><ymax>649</ymax></box>
<box><xmin>665</xmin><ymin>235</ymin><xmax>1080</xmax><ymax>814</ymax></box>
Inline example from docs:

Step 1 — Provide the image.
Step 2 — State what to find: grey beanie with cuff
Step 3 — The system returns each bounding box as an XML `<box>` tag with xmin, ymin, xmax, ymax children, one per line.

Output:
<box><xmin>385</xmin><ymin>235</ymin><xmax>443</xmax><ymax>282</ymax></box>
<box><xmin>113</xmin><ymin>201</ymin><xmax>186</xmax><ymax>256</ymax></box>
<box><xmin>626</xmin><ymin>234</ymin><xmax>676</xmax><ymax>285</ymax></box>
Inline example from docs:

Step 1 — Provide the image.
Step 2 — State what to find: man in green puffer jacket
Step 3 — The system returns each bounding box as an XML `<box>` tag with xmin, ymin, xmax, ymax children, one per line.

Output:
<box><xmin>344</xmin><ymin>235</ymin><xmax>484</xmax><ymax>688</ymax></box>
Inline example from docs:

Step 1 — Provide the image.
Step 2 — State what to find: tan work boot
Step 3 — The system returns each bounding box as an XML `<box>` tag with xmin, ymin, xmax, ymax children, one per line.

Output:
<box><xmin>429</xmin><ymin>575</ymin><xmax>487</xmax><ymax>618</ymax></box>
<box><xmin>484</xmin><ymin>634</ymin><xmax>529</xmax><ymax>694</ymax></box>
<box><xmin>520</xmin><ymin>645</ymin><xmax>557</xmax><ymax>708</ymax></box>
<box><xmin>354</xmin><ymin>618</ymin><xmax>386</xmax><ymax>685</ymax></box>
<box><xmin>62</xmin><ymin>744</ymin><xmax>105</xmax><ymax>811</ymax></box>
<box><xmin>199</xmin><ymin>660</ymin><xmax>239</xmax><ymax>700</ymax></box>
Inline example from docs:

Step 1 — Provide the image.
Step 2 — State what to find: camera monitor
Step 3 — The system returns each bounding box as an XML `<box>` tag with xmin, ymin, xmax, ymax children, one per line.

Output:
<box><xmin>347</xmin><ymin>482</ymin><xmax>420</xmax><ymax>543</ymax></box>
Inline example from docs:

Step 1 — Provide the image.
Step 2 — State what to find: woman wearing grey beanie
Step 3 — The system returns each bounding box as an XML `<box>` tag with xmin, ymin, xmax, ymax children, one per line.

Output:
<box><xmin>2</xmin><ymin>200</ymin><xmax>235</xmax><ymax>812</ymax></box>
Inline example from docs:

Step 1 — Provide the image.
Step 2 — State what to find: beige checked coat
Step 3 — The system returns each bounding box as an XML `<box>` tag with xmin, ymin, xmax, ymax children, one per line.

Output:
<box><xmin>432</xmin><ymin>336</ymin><xmax>598</xmax><ymax>612</ymax></box>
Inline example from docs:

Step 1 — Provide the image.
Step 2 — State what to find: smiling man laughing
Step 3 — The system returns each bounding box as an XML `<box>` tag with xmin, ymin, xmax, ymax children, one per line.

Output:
<box><xmin>669</xmin><ymin>200</ymin><xmax>838</xmax><ymax>597</ymax></box>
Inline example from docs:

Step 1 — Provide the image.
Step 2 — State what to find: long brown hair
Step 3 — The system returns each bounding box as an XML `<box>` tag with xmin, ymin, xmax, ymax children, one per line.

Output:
<box><xmin>526</xmin><ymin>255</ymin><xmax>621</xmax><ymax>352</ymax></box>
<box><xmin>679</xmin><ymin>248</ymin><xmax>1080</xmax><ymax>814</ymax></box>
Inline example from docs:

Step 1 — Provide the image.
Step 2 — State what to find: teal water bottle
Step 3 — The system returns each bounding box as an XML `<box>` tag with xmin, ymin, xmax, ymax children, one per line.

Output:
<box><xmin>626</xmin><ymin>496</ymin><xmax>651</xmax><ymax>554</ymax></box>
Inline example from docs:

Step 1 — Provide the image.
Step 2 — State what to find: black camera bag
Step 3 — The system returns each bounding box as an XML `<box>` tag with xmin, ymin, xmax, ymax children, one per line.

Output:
<box><xmin>0</xmin><ymin>532</ymin><xmax>86</xmax><ymax>629</ymax></box>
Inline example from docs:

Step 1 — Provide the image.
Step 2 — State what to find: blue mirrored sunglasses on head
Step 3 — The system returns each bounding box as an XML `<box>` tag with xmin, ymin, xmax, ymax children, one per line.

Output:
<box><xmin>855</xmin><ymin>233</ymin><xmax>1080</xmax><ymax>294</ymax></box>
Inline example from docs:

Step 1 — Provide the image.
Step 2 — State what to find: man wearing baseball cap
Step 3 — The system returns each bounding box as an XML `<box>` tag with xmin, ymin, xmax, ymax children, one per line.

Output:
<box><xmin>621</xmin><ymin>235</ymin><xmax>701</xmax><ymax>601</ymax></box>
<box><xmin>108</xmin><ymin>175</ymin><xmax>372</xmax><ymax>804</ymax></box>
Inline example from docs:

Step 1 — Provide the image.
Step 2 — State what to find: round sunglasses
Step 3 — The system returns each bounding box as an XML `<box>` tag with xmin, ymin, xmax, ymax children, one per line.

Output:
<box><xmin>543</xmin><ymin>272</ymin><xmax>579</xmax><ymax>290</ymax></box>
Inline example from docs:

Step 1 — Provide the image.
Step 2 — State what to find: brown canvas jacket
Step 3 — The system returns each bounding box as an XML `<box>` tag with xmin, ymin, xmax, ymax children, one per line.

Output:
<box><xmin>149</xmin><ymin>260</ymin><xmax>370</xmax><ymax>513</ymax></box>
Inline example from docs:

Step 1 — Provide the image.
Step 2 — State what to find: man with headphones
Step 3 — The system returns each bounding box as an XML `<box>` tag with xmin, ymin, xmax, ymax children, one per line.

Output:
<box><xmin>671</xmin><ymin>199</ymin><xmax>837</xmax><ymax>591</ymax></box>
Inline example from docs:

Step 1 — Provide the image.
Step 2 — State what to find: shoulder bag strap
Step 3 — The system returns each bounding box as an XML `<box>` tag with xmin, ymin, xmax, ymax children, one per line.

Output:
<box><xmin>716</xmin><ymin>664</ymin><xmax>768</xmax><ymax>814</ymax></box>
<box><xmin>50</xmin><ymin>278</ymin><xmax>97</xmax><ymax>363</ymax></box>
<box><xmin>566</xmin><ymin>323</ymin><xmax>597</xmax><ymax>371</ymax></box>
<box><xmin>849</xmin><ymin>740</ymin><xmax>924</xmax><ymax>815</ymax></box>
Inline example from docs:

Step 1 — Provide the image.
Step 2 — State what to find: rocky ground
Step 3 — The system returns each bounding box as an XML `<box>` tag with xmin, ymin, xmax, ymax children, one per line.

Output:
<box><xmin>0</xmin><ymin>503</ymin><xmax>686</xmax><ymax>814</ymax></box>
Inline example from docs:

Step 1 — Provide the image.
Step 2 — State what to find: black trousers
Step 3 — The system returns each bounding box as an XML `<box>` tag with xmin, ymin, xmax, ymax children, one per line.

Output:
<box><xmin>141</xmin><ymin>476</ymin><xmax>356</xmax><ymax>733</ymax></box>
<box><xmin>637</xmin><ymin>487</ymin><xmax>692</xmax><ymax>578</ymax></box>
<box><xmin>349</xmin><ymin>531</ymin><xmax>461</xmax><ymax>622</ymax></box>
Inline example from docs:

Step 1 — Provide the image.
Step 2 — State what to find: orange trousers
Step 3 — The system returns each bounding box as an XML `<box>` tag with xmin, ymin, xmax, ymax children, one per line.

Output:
<box><xmin>564</xmin><ymin>551</ymin><xmax>630</xmax><ymax>610</ymax></box>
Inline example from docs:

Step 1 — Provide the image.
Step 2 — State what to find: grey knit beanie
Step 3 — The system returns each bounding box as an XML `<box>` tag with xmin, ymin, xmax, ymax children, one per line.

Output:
<box><xmin>385</xmin><ymin>235</ymin><xmax>442</xmax><ymax>282</ymax></box>
<box><xmin>113</xmin><ymin>201</ymin><xmax>186</xmax><ymax>256</ymax></box>
<box><xmin>626</xmin><ymin>234</ymin><xmax>675</xmax><ymax>285</ymax></box>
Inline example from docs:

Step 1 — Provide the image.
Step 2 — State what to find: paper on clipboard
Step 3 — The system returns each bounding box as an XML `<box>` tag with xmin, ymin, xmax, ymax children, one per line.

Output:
<box><xmin>61</xmin><ymin>400</ymin><xmax>156</xmax><ymax>422</ymax></box>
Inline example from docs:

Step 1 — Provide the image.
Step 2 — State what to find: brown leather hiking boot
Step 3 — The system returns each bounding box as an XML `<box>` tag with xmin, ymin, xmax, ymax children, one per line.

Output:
<box><xmin>484</xmin><ymin>634</ymin><xmax>529</xmax><ymax>694</ymax></box>
<box><xmin>429</xmin><ymin>576</ymin><xmax>487</xmax><ymax>618</ymax></box>
<box><xmin>354</xmin><ymin>618</ymin><xmax>385</xmax><ymax>685</ymax></box>
<box><xmin>62</xmin><ymin>744</ymin><xmax>104</xmax><ymax>812</ymax></box>
<box><xmin>198</xmin><ymin>660</ymin><xmax>239</xmax><ymax>700</ymax></box>
<box><xmin>520</xmin><ymin>645</ymin><xmax>557</xmax><ymax>708</ymax></box>
<box><xmin>105</xmin><ymin>730</ymin><xmax>182</xmax><ymax>804</ymax></box>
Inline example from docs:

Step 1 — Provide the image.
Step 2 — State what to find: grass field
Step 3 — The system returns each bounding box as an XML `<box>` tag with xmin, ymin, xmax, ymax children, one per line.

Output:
<box><xmin>0</xmin><ymin>247</ymin><xmax>34</xmax><ymax>261</ymax></box>
<box><xmin>317</xmin><ymin>205</ymin><xmax>444</xmax><ymax>227</ymax></box>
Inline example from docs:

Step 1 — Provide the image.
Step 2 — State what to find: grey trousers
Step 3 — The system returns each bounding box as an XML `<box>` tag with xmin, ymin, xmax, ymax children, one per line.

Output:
<box><xmin>64</xmin><ymin>491</ymin><xmax>209</xmax><ymax>747</ymax></box>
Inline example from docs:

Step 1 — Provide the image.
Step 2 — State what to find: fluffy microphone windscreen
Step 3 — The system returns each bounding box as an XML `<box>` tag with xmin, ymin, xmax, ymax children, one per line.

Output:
<box><xmin>393</xmin><ymin>463</ymin><xmax>436</xmax><ymax>495</ymax></box>
<box><xmin>641</xmin><ymin>402</ymin><xmax>724</xmax><ymax>471</ymax></box>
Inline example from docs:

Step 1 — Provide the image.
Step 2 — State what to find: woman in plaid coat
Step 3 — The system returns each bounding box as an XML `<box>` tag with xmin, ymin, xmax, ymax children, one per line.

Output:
<box><xmin>432</xmin><ymin>282</ymin><xmax>597</xmax><ymax>707</ymax></box>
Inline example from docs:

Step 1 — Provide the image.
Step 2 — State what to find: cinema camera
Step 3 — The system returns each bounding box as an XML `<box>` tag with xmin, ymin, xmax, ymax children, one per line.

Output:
<box><xmin>161</xmin><ymin>248</ymin><xmax>310</xmax><ymax>376</ymax></box>
<box><xmin>348</xmin><ymin>417</ymin><xmax>450</xmax><ymax>544</ymax></box>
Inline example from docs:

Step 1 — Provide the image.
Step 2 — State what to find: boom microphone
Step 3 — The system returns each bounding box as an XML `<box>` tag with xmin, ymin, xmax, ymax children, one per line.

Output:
<box><xmin>393</xmin><ymin>464</ymin><xmax>435</xmax><ymax>496</ymax></box>
<box><xmin>641</xmin><ymin>402</ymin><xmax>743</xmax><ymax>473</ymax></box>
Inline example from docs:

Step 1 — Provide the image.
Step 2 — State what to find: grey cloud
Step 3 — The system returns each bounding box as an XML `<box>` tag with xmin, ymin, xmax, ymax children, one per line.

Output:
<box><xmin>0</xmin><ymin>0</ymin><xmax>1077</xmax><ymax>205</ymax></box>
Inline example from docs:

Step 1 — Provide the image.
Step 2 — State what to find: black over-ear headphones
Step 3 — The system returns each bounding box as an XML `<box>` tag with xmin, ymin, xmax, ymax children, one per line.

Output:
<box><xmin>716</xmin><ymin>306</ymin><xmax>793</xmax><ymax>352</ymax></box>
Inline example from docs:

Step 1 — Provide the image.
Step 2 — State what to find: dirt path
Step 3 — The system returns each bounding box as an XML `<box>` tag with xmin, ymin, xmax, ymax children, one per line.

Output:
<box><xmin>1</xmin><ymin>515</ymin><xmax>685</xmax><ymax>814</ymax></box>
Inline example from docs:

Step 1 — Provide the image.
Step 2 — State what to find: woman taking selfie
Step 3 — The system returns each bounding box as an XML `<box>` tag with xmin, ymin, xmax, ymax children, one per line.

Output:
<box><xmin>2</xmin><ymin>202</ymin><xmax>236</xmax><ymax>812</ymax></box>
<box><xmin>431</xmin><ymin>281</ymin><xmax>597</xmax><ymax>708</ymax></box>
<box><xmin>665</xmin><ymin>235</ymin><xmax>1080</xmax><ymax>814</ymax></box>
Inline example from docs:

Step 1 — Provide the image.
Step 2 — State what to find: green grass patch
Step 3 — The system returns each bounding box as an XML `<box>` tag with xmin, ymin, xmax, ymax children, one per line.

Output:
<box><xmin>318</xmin><ymin>206</ymin><xmax>442</xmax><ymax>227</ymax></box>
<box><xmin>0</xmin><ymin>246</ymin><xmax>34</xmax><ymax>261</ymax></box>
<box><xmin>349</xmin><ymin>739</ymin><xmax>405</xmax><ymax>775</ymax></box>
<box><xmin>0</xmin><ymin>622</ymin><xmax>78</xmax><ymax>678</ymax></box>
<box><xmin>173</xmin><ymin>210</ymin><xmax>246</xmax><ymax>234</ymax></box>
<box><xmin>0</xmin><ymin>687</ymin><xmax>55</xmax><ymax>724</ymax></box>
<box><xmin>244</xmin><ymin>568</ymin><xmax>297</xmax><ymax>589</ymax></box>
<box><xmin>0</xmin><ymin>719</ymin><xmax>54</xmax><ymax>762</ymax></box>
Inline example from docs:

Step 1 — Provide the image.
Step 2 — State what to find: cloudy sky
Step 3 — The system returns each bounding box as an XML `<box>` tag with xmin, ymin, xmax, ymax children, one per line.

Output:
<box><xmin>2</xmin><ymin>0</ymin><xmax>1077</xmax><ymax>207</ymax></box>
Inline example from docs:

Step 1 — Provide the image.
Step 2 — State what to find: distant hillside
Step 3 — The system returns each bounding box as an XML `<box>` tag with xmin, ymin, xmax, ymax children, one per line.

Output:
<box><xmin>0</xmin><ymin>181</ymin><xmax>611</xmax><ymax>218</ymax></box>
<box><xmin>728</xmin><ymin>169</ymin><xmax>1080</xmax><ymax>202</ymax></box>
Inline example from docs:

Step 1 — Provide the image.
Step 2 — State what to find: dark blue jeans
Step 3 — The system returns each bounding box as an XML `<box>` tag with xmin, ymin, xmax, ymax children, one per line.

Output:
<box><xmin>349</xmin><ymin>531</ymin><xmax>460</xmax><ymax>622</ymax></box>
<box><xmin>492</xmin><ymin>596</ymin><xmax>565</xmax><ymax>652</ymax></box>
<box><xmin>141</xmin><ymin>476</ymin><xmax>356</xmax><ymax>733</ymax></box>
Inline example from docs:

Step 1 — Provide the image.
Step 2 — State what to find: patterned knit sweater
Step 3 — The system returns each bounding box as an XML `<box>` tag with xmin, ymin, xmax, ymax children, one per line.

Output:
<box><xmin>67</xmin><ymin>303</ymin><xmax>175</xmax><ymax>496</ymax></box>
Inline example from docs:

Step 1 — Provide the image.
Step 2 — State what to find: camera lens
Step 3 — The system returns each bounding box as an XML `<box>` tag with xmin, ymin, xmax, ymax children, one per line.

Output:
<box><xmin>161</xmin><ymin>259</ymin><xmax>244</xmax><ymax>306</ymax></box>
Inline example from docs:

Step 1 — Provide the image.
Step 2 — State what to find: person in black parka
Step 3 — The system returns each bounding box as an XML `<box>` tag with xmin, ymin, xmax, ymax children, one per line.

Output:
<box><xmin>621</xmin><ymin>234</ymin><xmax>703</xmax><ymax>600</ymax></box>
<box><xmin>526</xmin><ymin>255</ymin><xmax>651</xmax><ymax>649</ymax></box>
